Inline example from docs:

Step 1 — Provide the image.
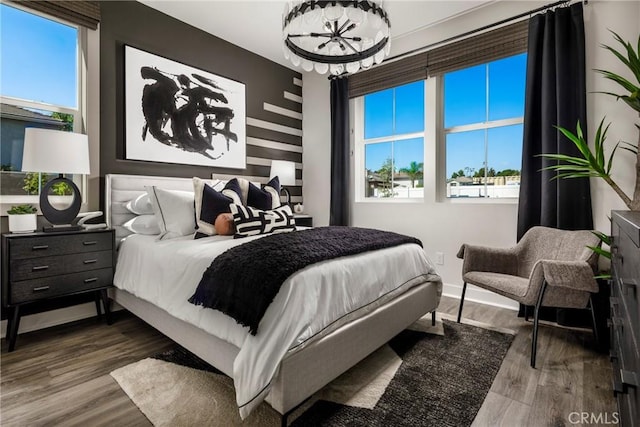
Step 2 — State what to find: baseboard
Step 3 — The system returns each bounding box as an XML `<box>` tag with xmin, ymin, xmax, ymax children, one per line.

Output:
<box><xmin>442</xmin><ymin>282</ymin><xmax>519</xmax><ymax>311</ymax></box>
<box><xmin>0</xmin><ymin>302</ymin><xmax>123</xmax><ymax>339</ymax></box>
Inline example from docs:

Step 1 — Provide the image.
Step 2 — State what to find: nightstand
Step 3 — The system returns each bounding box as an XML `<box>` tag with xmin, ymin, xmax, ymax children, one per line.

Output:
<box><xmin>293</xmin><ymin>214</ymin><xmax>313</xmax><ymax>227</ymax></box>
<box><xmin>1</xmin><ymin>228</ymin><xmax>115</xmax><ymax>351</ymax></box>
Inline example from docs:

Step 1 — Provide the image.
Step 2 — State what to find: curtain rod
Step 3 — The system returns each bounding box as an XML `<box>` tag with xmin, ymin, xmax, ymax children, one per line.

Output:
<box><xmin>384</xmin><ymin>0</ymin><xmax>573</xmax><ymax>64</ymax></box>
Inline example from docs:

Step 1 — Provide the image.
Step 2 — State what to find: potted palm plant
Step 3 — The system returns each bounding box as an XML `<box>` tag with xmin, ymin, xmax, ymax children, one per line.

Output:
<box><xmin>541</xmin><ymin>31</ymin><xmax>639</xmax><ymax>275</ymax></box>
<box><xmin>7</xmin><ymin>204</ymin><xmax>38</xmax><ymax>233</ymax></box>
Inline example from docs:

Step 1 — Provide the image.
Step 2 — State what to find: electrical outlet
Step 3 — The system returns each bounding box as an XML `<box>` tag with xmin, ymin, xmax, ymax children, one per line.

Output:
<box><xmin>435</xmin><ymin>252</ymin><xmax>444</xmax><ymax>265</ymax></box>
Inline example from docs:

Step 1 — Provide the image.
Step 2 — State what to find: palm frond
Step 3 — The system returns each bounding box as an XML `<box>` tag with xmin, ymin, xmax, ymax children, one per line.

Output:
<box><xmin>588</xmin><ymin>245</ymin><xmax>612</xmax><ymax>260</ymax></box>
<box><xmin>594</xmin><ymin>69</ymin><xmax>640</xmax><ymax>93</ymax></box>
<box><xmin>540</xmin><ymin>119</ymin><xmax>616</xmax><ymax>181</ymax></box>
<box><xmin>592</xmin><ymin>230</ymin><xmax>612</xmax><ymax>246</ymax></box>
<box><xmin>608</xmin><ymin>30</ymin><xmax>640</xmax><ymax>83</ymax></box>
<box><xmin>620</xmin><ymin>141</ymin><xmax>638</xmax><ymax>155</ymax></box>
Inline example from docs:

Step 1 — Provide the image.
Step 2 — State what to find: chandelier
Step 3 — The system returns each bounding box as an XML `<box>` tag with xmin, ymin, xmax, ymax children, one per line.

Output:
<box><xmin>282</xmin><ymin>1</ymin><xmax>391</xmax><ymax>75</ymax></box>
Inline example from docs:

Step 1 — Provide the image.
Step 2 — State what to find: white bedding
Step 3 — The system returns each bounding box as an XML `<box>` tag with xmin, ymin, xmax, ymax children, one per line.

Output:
<box><xmin>114</xmin><ymin>232</ymin><xmax>441</xmax><ymax>418</ymax></box>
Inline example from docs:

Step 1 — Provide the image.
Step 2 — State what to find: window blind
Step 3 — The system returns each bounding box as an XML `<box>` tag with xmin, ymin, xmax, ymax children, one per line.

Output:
<box><xmin>7</xmin><ymin>0</ymin><xmax>100</xmax><ymax>30</ymax></box>
<box><xmin>348</xmin><ymin>19</ymin><xmax>528</xmax><ymax>98</ymax></box>
<box><xmin>427</xmin><ymin>20</ymin><xmax>528</xmax><ymax>76</ymax></box>
<box><xmin>348</xmin><ymin>52</ymin><xmax>428</xmax><ymax>99</ymax></box>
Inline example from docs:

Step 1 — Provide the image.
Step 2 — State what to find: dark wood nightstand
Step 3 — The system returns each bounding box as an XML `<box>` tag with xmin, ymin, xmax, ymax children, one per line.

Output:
<box><xmin>293</xmin><ymin>214</ymin><xmax>313</xmax><ymax>227</ymax></box>
<box><xmin>1</xmin><ymin>228</ymin><xmax>115</xmax><ymax>351</ymax></box>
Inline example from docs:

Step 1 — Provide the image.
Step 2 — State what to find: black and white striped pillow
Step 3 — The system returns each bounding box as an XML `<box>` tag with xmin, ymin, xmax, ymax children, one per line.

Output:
<box><xmin>230</xmin><ymin>204</ymin><xmax>296</xmax><ymax>238</ymax></box>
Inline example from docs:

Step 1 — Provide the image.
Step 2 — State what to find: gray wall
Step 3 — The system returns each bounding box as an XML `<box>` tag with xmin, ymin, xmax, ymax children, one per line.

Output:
<box><xmin>99</xmin><ymin>1</ymin><xmax>303</xmax><ymax>207</ymax></box>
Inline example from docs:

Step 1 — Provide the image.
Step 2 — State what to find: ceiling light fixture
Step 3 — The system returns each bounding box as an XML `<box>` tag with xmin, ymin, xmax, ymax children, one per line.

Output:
<box><xmin>282</xmin><ymin>1</ymin><xmax>391</xmax><ymax>75</ymax></box>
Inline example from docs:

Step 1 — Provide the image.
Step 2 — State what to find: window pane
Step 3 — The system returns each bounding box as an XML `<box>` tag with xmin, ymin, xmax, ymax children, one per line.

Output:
<box><xmin>444</xmin><ymin>64</ymin><xmax>486</xmax><ymax>128</ymax></box>
<box><xmin>0</xmin><ymin>104</ymin><xmax>72</xmax><ymax>196</ymax></box>
<box><xmin>446</xmin><ymin>129</ymin><xmax>485</xmax><ymax>198</ymax></box>
<box><xmin>364</xmin><ymin>88</ymin><xmax>393</xmax><ymax>139</ymax></box>
<box><xmin>1</xmin><ymin>4</ymin><xmax>78</xmax><ymax>108</ymax></box>
<box><xmin>487</xmin><ymin>124</ymin><xmax>522</xmax><ymax>197</ymax></box>
<box><xmin>489</xmin><ymin>53</ymin><xmax>527</xmax><ymax>121</ymax></box>
<box><xmin>394</xmin><ymin>137</ymin><xmax>424</xmax><ymax>197</ymax></box>
<box><xmin>365</xmin><ymin>141</ymin><xmax>393</xmax><ymax>198</ymax></box>
<box><xmin>394</xmin><ymin>81</ymin><xmax>424</xmax><ymax>134</ymax></box>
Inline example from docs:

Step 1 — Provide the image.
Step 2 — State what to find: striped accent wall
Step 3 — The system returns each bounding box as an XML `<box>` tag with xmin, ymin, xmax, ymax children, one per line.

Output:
<box><xmin>242</xmin><ymin>81</ymin><xmax>303</xmax><ymax>203</ymax></box>
<box><xmin>100</xmin><ymin>1</ymin><xmax>305</xmax><ymax>205</ymax></box>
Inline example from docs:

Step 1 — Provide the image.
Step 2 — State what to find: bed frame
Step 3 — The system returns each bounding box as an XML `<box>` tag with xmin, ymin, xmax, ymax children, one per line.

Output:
<box><xmin>105</xmin><ymin>173</ymin><xmax>441</xmax><ymax>424</ymax></box>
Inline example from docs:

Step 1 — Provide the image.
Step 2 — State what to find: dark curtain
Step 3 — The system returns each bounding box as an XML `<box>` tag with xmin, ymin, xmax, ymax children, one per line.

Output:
<box><xmin>330</xmin><ymin>76</ymin><xmax>350</xmax><ymax>226</ymax></box>
<box><xmin>517</xmin><ymin>2</ymin><xmax>593</xmax><ymax>240</ymax></box>
<box><xmin>517</xmin><ymin>3</ymin><xmax>594</xmax><ymax>326</ymax></box>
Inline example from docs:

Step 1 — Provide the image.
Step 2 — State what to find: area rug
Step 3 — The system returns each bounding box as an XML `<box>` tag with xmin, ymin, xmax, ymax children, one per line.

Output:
<box><xmin>110</xmin><ymin>317</ymin><xmax>514</xmax><ymax>426</ymax></box>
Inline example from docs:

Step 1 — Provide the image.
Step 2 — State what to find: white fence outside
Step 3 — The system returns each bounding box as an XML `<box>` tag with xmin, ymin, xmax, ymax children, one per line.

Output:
<box><xmin>447</xmin><ymin>183</ymin><xmax>520</xmax><ymax>198</ymax></box>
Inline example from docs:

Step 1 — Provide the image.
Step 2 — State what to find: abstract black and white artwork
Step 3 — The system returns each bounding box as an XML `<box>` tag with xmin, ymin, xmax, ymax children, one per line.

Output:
<box><xmin>125</xmin><ymin>46</ymin><xmax>246</xmax><ymax>168</ymax></box>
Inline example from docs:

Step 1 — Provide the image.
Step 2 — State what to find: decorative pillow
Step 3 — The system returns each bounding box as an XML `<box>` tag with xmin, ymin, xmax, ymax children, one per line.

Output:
<box><xmin>193</xmin><ymin>177</ymin><xmax>242</xmax><ymax>237</ymax></box>
<box><xmin>247</xmin><ymin>176</ymin><xmax>281</xmax><ymax>210</ymax></box>
<box><xmin>125</xmin><ymin>193</ymin><xmax>154</xmax><ymax>215</ymax></box>
<box><xmin>230</xmin><ymin>203</ymin><xmax>295</xmax><ymax>238</ymax></box>
<box><xmin>214</xmin><ymin>213</ymin><xmax>235</xmax><ymax>236</ymax></box>
<box><xmin>146</xmin><ymin>186</ymin><xmax>196</xmax><ymax>240</ymax></box>
<box><xmin>213</xmin><ymin>176</ymin><xmax>251</xmax><ymax>205</ymax></box>
<box><xmin>122</xmin><ymin>214</ymin><xmax>161</xmax><ymax>235</ymax></box>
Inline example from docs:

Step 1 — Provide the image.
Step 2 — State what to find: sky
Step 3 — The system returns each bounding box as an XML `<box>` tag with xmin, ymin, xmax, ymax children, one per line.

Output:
<box><xmin>1</xmin><ymin>4</ymin><xmax>78</xmax><ymax>108</ymax></box>
<box><xmin>364</xmin><ymin>53</ymin><xmax>527</xmax><ymax>178</ymax></box>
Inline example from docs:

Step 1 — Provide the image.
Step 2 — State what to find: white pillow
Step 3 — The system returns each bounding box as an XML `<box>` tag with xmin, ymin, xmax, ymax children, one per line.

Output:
<box><xmin>125</xmin><ymin>193</ymin><xmax>154</xmax><ymax>215</ymax></box>
<box><xmin>146</xmin><ymin>186</ymin><xmax>196</xmax><ymax>240</ymax></box>
<box><xmin>122</xmin><ymin>215</ymin><xmax>161</xmax><ymax>235</ymax></box>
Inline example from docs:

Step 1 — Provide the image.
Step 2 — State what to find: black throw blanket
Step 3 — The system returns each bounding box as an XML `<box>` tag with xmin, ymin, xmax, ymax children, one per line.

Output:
<box><xmin>188</xmin><ymin>226</ymin><xmax>422</xmax><ymax>335</ymax></box>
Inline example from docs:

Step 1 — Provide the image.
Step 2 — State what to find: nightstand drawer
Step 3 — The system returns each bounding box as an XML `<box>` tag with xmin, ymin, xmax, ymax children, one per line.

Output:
<box><xmin>9</xmin><ymin>232</ymin><xmax>113</xmax><ymax>260</ymax></box>
<box><xmin>9</xmin><ymin>250</ymin><xmax>113</xmax><ymax>282</ymax></box>
<box><xmin>293</xmin><ymin>215</ymin><xmax>313</xmax><ymax>227</ymax></box>
<box><xmin>10</xmin><ymin>268</ymin><xmax>113</xmax><ymax>304</ymax></box>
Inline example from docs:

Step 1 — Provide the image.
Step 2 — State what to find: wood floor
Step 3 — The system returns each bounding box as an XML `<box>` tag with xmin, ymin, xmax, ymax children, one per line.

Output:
<box><xmin>1</xmin><ymin>296</ymin><xmax>617</xmax><ymax>426</ymax></box>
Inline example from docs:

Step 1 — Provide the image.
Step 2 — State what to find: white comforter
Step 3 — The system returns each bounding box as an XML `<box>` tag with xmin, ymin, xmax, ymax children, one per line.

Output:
<box><xmin>114</xmin><ymin>232</ymin><xmax>441</xmax><ymax>418</ymax></box>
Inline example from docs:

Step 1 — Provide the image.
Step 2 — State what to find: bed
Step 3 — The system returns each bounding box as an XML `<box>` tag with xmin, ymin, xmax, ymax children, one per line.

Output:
<box><xmin>105</xmin><ymin>173</ymin><xmax>442</xmax><ymax>423</ymax></box>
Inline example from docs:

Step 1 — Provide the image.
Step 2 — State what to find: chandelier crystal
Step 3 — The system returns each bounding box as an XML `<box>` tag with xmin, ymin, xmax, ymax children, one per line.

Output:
<box><xmin>282</xmin><ymin>1</ymin><xmax>391</xmax><ymax>75</ymax></box>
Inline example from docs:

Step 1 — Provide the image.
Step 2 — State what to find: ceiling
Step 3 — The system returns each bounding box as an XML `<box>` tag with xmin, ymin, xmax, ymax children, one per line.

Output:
<box><xmin>139</xmin><ymin>0</ymin><xmax>495</xmax><ymax>71</ymax></box>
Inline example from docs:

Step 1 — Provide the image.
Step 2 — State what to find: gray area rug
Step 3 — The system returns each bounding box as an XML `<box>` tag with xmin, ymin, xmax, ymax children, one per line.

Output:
<box><xmin>110</xmin><ymin>317</ymin><xmax>514</xmax><ymax>426</ymax></box>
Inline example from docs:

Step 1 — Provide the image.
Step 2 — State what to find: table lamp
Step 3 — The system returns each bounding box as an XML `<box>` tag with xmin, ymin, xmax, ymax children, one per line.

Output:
<box><xmin>269</xmin><ymin>160</ymin><xmax>296</xmax><ymax>206</ymax></box>
<box><xmin>22</xmin><ymin>128</ymin><xmax>90</xmax><ymax>232</ymax></box>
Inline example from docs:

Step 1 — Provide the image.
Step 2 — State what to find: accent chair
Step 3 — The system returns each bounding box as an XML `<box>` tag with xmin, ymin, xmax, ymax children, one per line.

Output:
<box><xmin>456</xmin><ymin>226</ymin><xmax>601</xmax><ymax>368</ymax></box>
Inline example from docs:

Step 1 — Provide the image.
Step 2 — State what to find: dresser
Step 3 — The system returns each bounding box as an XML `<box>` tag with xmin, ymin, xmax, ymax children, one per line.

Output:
<box><xmin>1</xmin><ymin>229</ymin><xmax>115</xmax><ymax>351</ymax></box>
<box><xmin>610</xmin><ymin>210</ymin><xmax>640</xmax><ymax>426</ymax></box>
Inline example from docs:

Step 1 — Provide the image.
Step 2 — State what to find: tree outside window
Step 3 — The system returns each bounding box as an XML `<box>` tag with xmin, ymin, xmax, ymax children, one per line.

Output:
<box><xmin>362</xmin><ymin>81</ymin><xmax>425</xmax><ymax>199</ymax></box>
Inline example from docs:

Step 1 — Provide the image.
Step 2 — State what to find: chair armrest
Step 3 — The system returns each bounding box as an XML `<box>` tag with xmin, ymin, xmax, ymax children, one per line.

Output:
<box><xmin>540</xmin><ymin>260</ymin><xmax>598</xmax><ymax>292</ymax></box>
<box><xmin>457</xmin><ymin>244</ymin><xmax>518</xmax><ymax>276</ymax></box>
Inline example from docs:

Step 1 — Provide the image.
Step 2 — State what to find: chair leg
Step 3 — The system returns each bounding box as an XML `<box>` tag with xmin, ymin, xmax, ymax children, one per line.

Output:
<box><xmin>531</xmin><ymin>280</ymin><xmax>548</xmax><ymax>368</ymax></box>
<box><xmin>432</xmin><ymin>310</ymin><xmax>436</xmax><ymax>326</ymax></box>
<box><xmin>524</xmin><ymin>305</ymin><xmax>529</xmax><ymax>322</ymax></box>
<box><xmin>589</xmin><ymin>295</ymin><xmax>600</xmax><ymax>347</ymax></box>
<box><xmin>457</xmin><ymin>282</ymin><xmax>467</xmax><ymax>323</ymax></box>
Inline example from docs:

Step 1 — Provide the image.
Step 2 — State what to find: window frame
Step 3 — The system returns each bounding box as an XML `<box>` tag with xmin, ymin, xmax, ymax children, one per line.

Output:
<box><xmin>353</xmin><ymin>54</ymin><xmax>526</xmax><ymax>205</ymax></box>
<box><xmin>439</xmin><ymin>57</ymin><xmax>525</xmax><ymax>202</ymax></box>
<box><xmin>0</xmin><ymin>3</ymin><xmax>88</xmax><ymax>212</ymax></box>
<box><xmin>354</xmin><ymin>82</ymin><xmax>427</xmax><ymax>203</ymax></box>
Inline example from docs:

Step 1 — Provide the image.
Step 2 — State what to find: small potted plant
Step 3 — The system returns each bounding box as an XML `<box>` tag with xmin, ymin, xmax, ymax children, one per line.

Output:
<box><xmin>7</xmin><ymin>204</ymin><xmax>38</xmax><ymax>233</ymax></box>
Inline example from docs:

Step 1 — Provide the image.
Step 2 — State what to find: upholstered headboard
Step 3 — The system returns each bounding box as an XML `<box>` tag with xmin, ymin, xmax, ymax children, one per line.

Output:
<box><xmin>105</xmin><ymin>174</ymin><xmax>203</xmax><ymax>242</ymax></box>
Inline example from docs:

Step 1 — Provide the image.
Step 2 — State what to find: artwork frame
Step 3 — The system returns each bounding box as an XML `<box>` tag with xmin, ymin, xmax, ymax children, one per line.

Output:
<box><xmin>124</xmin><ymin>45</ymin><xmax>246</xmax><ymax>169</ymax></box>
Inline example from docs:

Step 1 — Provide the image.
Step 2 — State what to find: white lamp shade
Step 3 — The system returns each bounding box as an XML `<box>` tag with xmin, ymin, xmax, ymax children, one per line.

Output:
<box><xmin>22</xmin><ymin>128</ymin><xmax>90</xmax><ymax>174</ymax></box>
<box><xmin>270</xmin><ymin>160</ymin><xmax>296</xmax><ymax>186</ymax></box>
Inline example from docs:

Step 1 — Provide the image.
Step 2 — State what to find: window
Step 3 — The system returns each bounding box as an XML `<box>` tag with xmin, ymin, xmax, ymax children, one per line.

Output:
<box><xmin>0</xmin><ymin>3</ymin><xmax>84</xmax><ymax>205</ymax></box>
<box><xmin>359</xmin><ymin>80</ymin><xmax>425</xmax><ymax>199</ymax></box>
<box><xmin>444</xmin><ymin>53</ymin><xmax>526</xmax><ymax>198</ymax></box>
